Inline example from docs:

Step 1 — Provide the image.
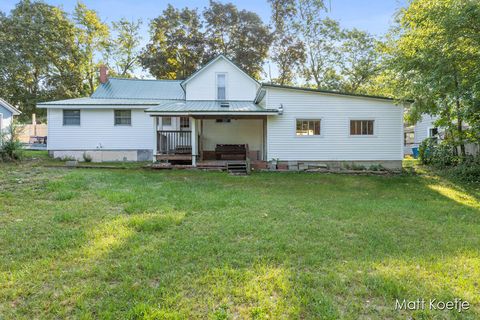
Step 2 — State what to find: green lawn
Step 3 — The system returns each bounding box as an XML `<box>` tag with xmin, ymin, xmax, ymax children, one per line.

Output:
<box><xmin>1</xmin><ymin>152</ymin><xmax>479</xmax><ymax>319</ymax></box>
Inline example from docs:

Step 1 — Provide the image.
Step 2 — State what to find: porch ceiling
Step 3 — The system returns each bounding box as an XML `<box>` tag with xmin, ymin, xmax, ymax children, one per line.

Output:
<box><xmin>145</xmin><ymin>100</ymin><xmax>279</xmax><ymax>116</ymax></box>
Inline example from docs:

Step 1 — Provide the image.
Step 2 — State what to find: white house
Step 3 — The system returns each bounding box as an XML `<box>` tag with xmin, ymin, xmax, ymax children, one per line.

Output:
<box><xmin>0</xmin><ymin>98</ymin><xmax>21</xmax><ymax>136</ymax></box>
<box><xmin>412</xmin><ymin>114</ymin><xmax>479</xmax><ymax>156</ymax></box>
<box><xmin>38</xmin><ymin>55</ymin><xmax>405</xmax><ymax>169</ymax></box>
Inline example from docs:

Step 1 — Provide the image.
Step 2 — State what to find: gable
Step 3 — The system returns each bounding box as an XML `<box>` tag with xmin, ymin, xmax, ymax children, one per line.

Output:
<box><xmin>184</xmin><ymin>56</ymin><xmax>260</xmax><ymax>101</ymax></box>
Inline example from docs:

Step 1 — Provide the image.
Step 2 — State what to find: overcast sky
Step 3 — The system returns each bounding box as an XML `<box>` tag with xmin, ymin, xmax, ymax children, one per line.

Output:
<box><xmin>0</xmin><ymin>0</ymin><xmax>408</xmax><ymax>79</ymax></box>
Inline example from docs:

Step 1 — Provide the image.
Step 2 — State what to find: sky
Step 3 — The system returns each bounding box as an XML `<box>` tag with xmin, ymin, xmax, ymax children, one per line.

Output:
<box><xmin>0</xmin><ymin>0</ymin><xmax>408</xmax><ymax>78</ymax></box>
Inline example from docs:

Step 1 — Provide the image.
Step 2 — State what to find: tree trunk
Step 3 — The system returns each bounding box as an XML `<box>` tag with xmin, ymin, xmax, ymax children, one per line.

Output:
<box><xmin>455</xmin><ymin>98</ymin><xmax>466</xmax><ymax>158</ymax></box>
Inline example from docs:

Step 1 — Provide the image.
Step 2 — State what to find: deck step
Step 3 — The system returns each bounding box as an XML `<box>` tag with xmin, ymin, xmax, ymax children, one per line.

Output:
<box><xmin>226</xmin><ymin>162</ymin><xmax>248</xmax><ymax>175</ymax></box>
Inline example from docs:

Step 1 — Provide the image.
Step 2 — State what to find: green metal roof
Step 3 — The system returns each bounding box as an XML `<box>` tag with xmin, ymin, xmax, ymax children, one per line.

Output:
<box><xmin>91</xmin><ymin>78</ymin><xmax>184</xmax><ymax>100</ymax></box>
<box><xmin>37</xmin><ymin>97</ymin><xmax>176</xmax><ymax>107</ymax></box>
<box><xmin>261</xmin><ymin>83</ymin><xmax>412</xmax><ymax>102</ymax></box>
<box><xmin>145</xmin><ymin>100</ymin><xmax>278</xmax><ymax>113</ymax></box>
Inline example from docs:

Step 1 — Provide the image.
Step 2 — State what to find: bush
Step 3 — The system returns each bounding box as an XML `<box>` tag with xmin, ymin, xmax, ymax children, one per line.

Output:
<box><xmin>447</xmin><ymin>155</ymin><xmax>480</xmax><ymax>184</ymax></box>
<box><xmin>419</xmin><ymin>138</ymin><xmax>457</xmax><ymax>167</ymax></box>
<box><xmin>0</xmin><ymin>123</ymin><xmax>24</xmax><ymax>162</ymax></box>
<box><xmin>83</xmin><ymin>152</ymin><xmax>93</xmax><ymax>162</ymax></box>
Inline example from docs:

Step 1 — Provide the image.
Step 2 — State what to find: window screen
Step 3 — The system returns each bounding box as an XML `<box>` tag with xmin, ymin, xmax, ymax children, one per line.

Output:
<box><xmin>63</xmin><ymin>110</ymin><xmax>80</xmax><ymax>126</ymax></box>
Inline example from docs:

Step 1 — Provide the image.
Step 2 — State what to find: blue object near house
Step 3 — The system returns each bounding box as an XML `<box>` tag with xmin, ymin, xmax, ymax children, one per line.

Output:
<box><xmin>412</xmin><ymin>147</ymin><xmax>419</xmax><ymax>158</ymax></box>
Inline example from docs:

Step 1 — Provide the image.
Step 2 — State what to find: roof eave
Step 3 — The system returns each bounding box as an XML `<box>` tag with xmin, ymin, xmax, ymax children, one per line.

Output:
<box><xmin>261</xmin><ymin>83</ymin><xmax>414</xmax><ymax>103</ymax></box>
<box><xmin>0</xmin><ymin>98</ymin><xmax>21</xmax><ymax>115</ymax></box>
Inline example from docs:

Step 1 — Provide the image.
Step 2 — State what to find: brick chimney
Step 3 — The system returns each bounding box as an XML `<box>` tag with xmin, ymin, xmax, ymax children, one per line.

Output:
<box><xmin>99</xmin><ymin>65</ymin><xmax>108</xmax><ymax>84</ymax></box>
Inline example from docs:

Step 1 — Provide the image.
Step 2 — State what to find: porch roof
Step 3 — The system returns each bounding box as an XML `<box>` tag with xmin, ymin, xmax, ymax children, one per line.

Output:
<box><xmin>145</xmin><ymin>100</ymin><xmax>279</xmax><ymax>115</ymax></box>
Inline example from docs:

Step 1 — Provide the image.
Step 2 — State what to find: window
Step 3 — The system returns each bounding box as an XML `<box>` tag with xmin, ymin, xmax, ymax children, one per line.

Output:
<box><xmin>350</xmin><ymin>120</ymin><xmax>374</xmax><ymax>135</ymax></box>
<box><xmin>180</xmin><ymin>116</ymin><xmax>190</xmax><ymax>129</ymax></box>
<box><xmin>217</xmin><ymin>73</ymin><xmax>226</xmax><ymax>100</ymax></box>
<box><xmin>429</xmin><ymin>127</ymin><xmax>438</xmax><ymax>138</ymax></box>
<box><xmin>162</xmin><ymin>117</ymin><xmax>172</xmax><ymax>126</ymax></box>
<box><xmin>63</xmin><ymin>110</ymin><xmax>80</xmax><ymax>126</ymax></box>
<box><xmin>296</xmin><ymin>119</ymin><xmax>321</xmax><ymax>136</ymax></box>
<box><xmin>114</xmin><ymin>110</ymin><xmax>131</xmax><ymax>126</ymax></box>
<box><xmin>216</xmin><ymin>118</ymin><xmax>231</xmax><ymax>123</ymax></box>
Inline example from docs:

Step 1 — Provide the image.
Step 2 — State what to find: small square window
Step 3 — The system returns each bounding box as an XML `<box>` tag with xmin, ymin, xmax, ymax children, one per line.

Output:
<box><xmin>63</xmin><ymin>110</ymin><xmax>80</xmax><ymax>126</ymax></box>
<box><xmin>114</xmin><ymin>110</ymin><xmax>131</xmax><ymax>126</ymax></box>
<box><xmin>350</xmin><ymin>120</ymin><xmax>374</xmax><ymax>135</ymax></box>
<box><xmin>296</xmin><ymin>119</ymin><xmax>321</xmax><ymax>136</ymax></box>
<box><xmin>162</xmin><ymin>117</ymin><xmax>172</xmax><ymax>126</ymax></box>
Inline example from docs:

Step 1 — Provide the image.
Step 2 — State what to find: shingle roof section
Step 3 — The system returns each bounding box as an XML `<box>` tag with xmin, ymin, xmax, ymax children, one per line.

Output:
<box><xmin>91</xmin><ymin>78</ymin><xmax>184</xmax><ymax>100</ymax></box>
<box><xmin>146</xmin><ymin>101</ymin><xmax>278</xmax><ymax>113</ymax></box>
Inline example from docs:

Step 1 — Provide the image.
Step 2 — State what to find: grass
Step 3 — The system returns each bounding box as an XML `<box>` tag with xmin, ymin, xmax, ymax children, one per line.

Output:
<box><xmin>0</xmin><ymin>151</ymin><xmax>479</xmax><ymax>319</ymax></box>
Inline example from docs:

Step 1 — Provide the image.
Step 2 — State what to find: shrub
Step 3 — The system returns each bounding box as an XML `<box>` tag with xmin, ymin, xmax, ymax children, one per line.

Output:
<box><xmin>0</xmin><ymin>122</ymin><xmax>24</xmax><ymax>162</ymax></box>
<box><xmin>447</xmin><ymin>155</ymin><xmax>480</xmax><ymax>184</ymax></box>
<box><xmin>419</xmin><ymin>138</ymin><xmax>457</xmax><ymax>167</ymax></box>
<box><xmin>83</xmin><ymin>152</ymin><xmax>93</xmax><ymax>162</ymax></box>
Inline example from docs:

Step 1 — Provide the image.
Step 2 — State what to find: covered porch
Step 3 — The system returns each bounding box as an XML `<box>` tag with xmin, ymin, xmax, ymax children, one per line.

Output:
<box><xmin>146</xmin><ymin>100</ymin><xmax>279</xmax><ymax>167</ymax></box>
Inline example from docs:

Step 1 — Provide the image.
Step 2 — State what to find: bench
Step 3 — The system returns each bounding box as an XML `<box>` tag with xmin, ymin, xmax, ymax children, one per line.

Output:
<box><xmin>215</xmin><ymin>144</ymin><xmax>248</xmax><ymax>160</ymax></box>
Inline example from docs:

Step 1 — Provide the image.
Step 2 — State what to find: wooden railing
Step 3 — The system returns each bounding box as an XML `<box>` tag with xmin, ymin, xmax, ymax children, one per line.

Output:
<box><xmin>157</xmin><ymin>130</ymin><xmax>192</xmax><ymax>155</ymax></box>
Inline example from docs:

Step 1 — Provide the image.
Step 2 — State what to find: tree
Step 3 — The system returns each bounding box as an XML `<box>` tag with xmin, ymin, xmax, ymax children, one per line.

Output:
<box><xmin>268</xmin><ymin>0</ymin><xmax>305</xmax><ymax>85</ymax></box>
<box><xmin>140</xmin><ymin>5</ymin><xmax>205</xmax><ymax>79</ymax></box>
<box><xmin>383</xmin><ymin>0</ymin><xmax>480</xmax><ymax>157</ymax></box>
<box><xmin>203</xmin><ymin>1</ymin><xmax>272</xmax><ymax>79</ymax></box>
<box><xmin>110</xmin><ymin>19</ymin><xmax>142</xmax><ymax>77</ymax></box>
<box><xmin>337</xmin><ymin>29</ymin><xmax>380</xmax><ymax>94</ymax></box>
<box><xmin>0</xmin><ymin>0</ymin><xmax>84</xmax><ymax>121</ymax></box>
<box><xmin>73</xmin><ymin>2</ymin><xmax>110</xmax><ymax>94</ymax></box>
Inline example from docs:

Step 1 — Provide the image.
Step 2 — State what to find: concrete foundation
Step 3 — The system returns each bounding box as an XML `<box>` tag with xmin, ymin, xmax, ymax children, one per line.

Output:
<box><xmin>278</xmin><ymin>160</ymin><xmax>403</xmax><ymax>171</ymax></box>
<box><xmin>49</xmin><ymin>150</ymin><xmax>153</xmax><ymax>162</ymax></box>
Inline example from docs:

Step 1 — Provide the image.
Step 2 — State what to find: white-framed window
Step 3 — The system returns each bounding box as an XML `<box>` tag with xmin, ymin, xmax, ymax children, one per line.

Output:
<box><xmin>114</xmin><ymin>110</ymin><xmax>131</xmax><ymax>126</ymax></box>
<box><xmin>296</xmin><ymin>119</ymin><xmax>321</xmax><ymax>136</ymax></box>
<box><xmin>428</xmin><ymin>127</ymin><xmax>438</xmax><ymax>138</ymax></box>
<box><xmin>63</xmin><ymin>109</ymin><xmax>80</xmax><ymax>126</ymax></box>
<box><xmin>350</xmin><ymin>120</ymin><xmax>374</xmax><ymax>135</ymax></box>
<box><xmin>162</xmin><ymin>117</ymin><xmax>172</xmax><ymax>126</ymax></box>
<box><xmin>216</xmin><ymin>73</ymin><xmax>226</xmax><ymax>100</ymax></box>
<box><xmin>180</xmin><ymin>116</ymin><xmax>190</xmax><ymax>129</ymax></box>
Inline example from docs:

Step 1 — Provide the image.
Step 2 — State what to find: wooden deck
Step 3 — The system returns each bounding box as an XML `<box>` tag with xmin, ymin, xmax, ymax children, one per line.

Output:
<box><xmin>155</xmin><ymin>154</ymin><xmax>192</xmax><ymax>161</ymax></box>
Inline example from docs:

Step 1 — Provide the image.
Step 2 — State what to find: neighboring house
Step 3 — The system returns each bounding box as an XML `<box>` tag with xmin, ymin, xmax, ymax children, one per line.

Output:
<box><xmin>38</xmin><ymin>55</ymin><xmax>406</xmax><ymax>169</ymax></box>
<box><xmin>412</xmin><ymin>114</ymin><xmax>479</xmax><ymax>156</ymax></box>
<box><xmin>0</xmin><ymin>98</ymin><xmax>21</xmax><ymax>136</ymax></box>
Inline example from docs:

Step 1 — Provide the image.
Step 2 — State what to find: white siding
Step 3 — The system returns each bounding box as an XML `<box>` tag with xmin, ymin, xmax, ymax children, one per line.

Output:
<box><xmin>414</xmin><ymin>114</ymin><xmax>439</xmax><ymax>145</ymax></box>
<box><xmin>265</xmin><ymin>88</ymin><xmax>404</xmax><ymax>161</ymax></box>
<box><xmin>47</xmin><ymin>108</ymin><xmax>154</xmax><ymax>150</ymax></box>
<box><xmin>0</xmin><ymin>105</ymin><xmax>13</xmax><ymax>133</ymax></box>
<box><xmin>201</xmin><ymin>119</ymin><xmax>263</xmax><ymax>153</ymax></box>
<box><xmin>185</xmin><ymin>58</ymin><xmax>259</xmax><ymax>101</ymax></box>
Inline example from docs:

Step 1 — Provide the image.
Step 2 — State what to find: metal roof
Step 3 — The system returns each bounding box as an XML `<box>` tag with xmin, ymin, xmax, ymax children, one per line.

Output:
<box><xmin>145</xmin><ymin>100</ymin><xmax>278</xmax><ymax>114</ymax></box>
<box><xmin>91</xmin><ymin>78</ymin><xmax>185</xmax><ymax>100</ymax></box>
<box><xmin>261</xmin><ymin>83</ymin><xmax>413</xmax><ymax>103</ymax></box>
<box><xmin>37</xmin><ymin>97</ymin><xmax>176</xmax><ymax>107</ymax></box>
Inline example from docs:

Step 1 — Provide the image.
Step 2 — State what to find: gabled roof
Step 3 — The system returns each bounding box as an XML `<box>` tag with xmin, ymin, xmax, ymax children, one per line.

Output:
<box><xmin>92</xmin><ymin>78</ymin><xmax>184</xmax><ymax>100</ymax></box>
<box><xmin>0</xmin><ymin>98</ymin><xmax>21</xmax><ymax>115</ymax></box>
<box><xmin>181</xmin><ymin>54</ymin><xmax>260</xmax><ymax>89</ymax></box>
<box><xmin>145</xmin><ymin>100</ymin><xmax>279</xmax><ymax>115</ymax></box>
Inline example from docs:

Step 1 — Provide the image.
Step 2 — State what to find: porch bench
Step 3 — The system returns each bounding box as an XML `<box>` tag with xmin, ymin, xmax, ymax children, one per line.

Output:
<box><xmin>215</xmin><ymin>144</ymin><xmax>249</xmax><ymax>160</ymax></box>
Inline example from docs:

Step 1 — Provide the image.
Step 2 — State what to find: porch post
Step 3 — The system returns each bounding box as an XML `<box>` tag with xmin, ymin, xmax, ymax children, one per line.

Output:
<box><xmin>152</xmin><ymin>116</ymin><xmax>158</xmax><ymax>162</ymax></box>
<box><xmin>190</xmin><ymin>117</ymin><xmax>197</xmax><ymax>166</ymax></box>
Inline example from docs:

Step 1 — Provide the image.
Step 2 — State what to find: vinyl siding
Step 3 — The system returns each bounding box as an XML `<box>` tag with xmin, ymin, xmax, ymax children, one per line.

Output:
<box><xmin>413</xmin><ymin>114</ymin><xmax>439</xmax><ymax>145</ymax></box>
<box><xmin>265</xmin><ymin>87</ymin><xmax>404</xmax><ymax>161</ymax></box>
<box><xmin>47</xmin><ymin>108</ymin><xmax>154</xmax><ymax>150</ymax></box>
<box><xmin>185</xmin><ymin>59</ymin><xmax>259</xmax><ymax>101</ymax></box>
<box><xmin>0</xmin><ymin>105</ymin><xmax>13</xmax><ymax>132</ymax></box>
